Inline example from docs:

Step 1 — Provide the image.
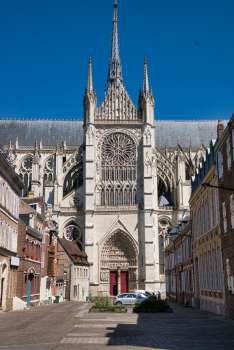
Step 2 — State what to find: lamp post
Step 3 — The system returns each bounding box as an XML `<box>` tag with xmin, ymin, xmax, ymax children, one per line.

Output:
<box><xmin>201</xmin><ymin>183</ymin><xmax>234</xmax><ymax>191</ymax></box>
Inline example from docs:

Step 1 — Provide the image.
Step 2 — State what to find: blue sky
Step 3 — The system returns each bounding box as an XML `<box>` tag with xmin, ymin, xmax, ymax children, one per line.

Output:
<box><xmin>0</xmin><ymin>0</ymin><xmax>233</xmax><ymax>121</ymax></box>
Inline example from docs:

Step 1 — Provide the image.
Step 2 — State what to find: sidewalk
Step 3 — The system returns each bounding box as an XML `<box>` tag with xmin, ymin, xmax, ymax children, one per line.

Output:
<box><xmin>55</xmin><ymin>301</ymin><xmax>234</xmax><ymax>350</ymax></box>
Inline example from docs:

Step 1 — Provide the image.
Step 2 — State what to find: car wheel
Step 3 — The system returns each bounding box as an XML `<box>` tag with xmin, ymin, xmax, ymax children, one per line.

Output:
<box><xmin>116</xmin><ymin>301</ymin><xmax>122</xmax><ymax>305</ymax></box>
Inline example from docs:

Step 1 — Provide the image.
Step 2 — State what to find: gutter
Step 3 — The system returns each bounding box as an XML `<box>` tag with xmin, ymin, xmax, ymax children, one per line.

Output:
<box><xmin>26</xmin><ymin>226</ymin><xmax>43</xmax><ymax>240</ymax></box>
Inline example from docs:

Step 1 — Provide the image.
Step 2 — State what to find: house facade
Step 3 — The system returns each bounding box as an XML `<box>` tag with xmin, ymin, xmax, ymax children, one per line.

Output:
<box><xmin>0</xmin><ymin>153</ymin><xmax>24</xmax><ymax>311</ymax></box>
<box><xmin>190</xmin><ymin>137</ymin><xmax>225</xmax><ymax>316</ymax></box>
<box><xmin>215</xmin><ymin>116</ymin><xmax>234</xmax><ymax>319</ymax></box>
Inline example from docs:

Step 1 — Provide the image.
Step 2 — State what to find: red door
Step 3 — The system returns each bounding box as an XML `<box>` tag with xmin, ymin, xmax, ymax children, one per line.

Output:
<box><xmin>110</xmin><ymin>271</ymin><xmax>117</xmax><ymax>296</ymax></box>
<box><xmin>121</xmin><ymin>271</ymin><xmax>128</xmax><ymax>293</ymax></box>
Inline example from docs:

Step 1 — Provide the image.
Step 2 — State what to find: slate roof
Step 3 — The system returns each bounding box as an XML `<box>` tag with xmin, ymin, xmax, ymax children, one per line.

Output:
<box><xmin>0</xmin><ymin>119</ymin><xmax>228</xmax><ymax>148</ymax></box>
<box><xmin>58</xmin><ymin>238</ymin><xmax>88</xmax><ymax>263</ymax></box>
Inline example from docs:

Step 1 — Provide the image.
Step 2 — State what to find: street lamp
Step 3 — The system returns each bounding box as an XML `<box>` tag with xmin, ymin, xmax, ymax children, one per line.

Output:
<box><xmin>201</xmin><ymin>183</ymin><xmax>234</xmax><ymax>191</ymax></box>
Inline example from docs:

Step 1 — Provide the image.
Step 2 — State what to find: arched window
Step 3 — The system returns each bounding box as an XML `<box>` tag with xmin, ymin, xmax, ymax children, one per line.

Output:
<box><xmin>185</xmin><ymin>165</ymin><xmax>190</xmax><ymax>180</ymax></box>
<box><xmin>63</xmin><ymin>222</ymin><xmax>82</xmax><ymax>251</ymax></box>
<box><xmin>43</xmin><ymin>157</ymin><xmax>54</xmax><ymax>191</ymax></box>
<box><xmin>99</xmin><ymin>133</ymin><xmax>137</xmax><ymax>206</ymax></box>
<box><xmin>19</xmin><ymin>157</ymin><xmax>32</xmax><ymax>197</ymax></box>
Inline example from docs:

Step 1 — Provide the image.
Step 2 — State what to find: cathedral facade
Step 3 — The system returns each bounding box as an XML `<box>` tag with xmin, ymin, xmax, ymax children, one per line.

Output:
<box><xmin>0</xmin><ymin>2</ymin><xmax>225</xmax><ymax>296</ymax></box>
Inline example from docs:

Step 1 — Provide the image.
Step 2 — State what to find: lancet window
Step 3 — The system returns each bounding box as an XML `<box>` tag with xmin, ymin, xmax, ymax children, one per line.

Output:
<box><xmin>19</xmin><ymin>157</ymin><xmax>33</xmax><ymax>197</ymax></box>
<box><xmin>43</xmin><ymin>157</ymin><xmax>54</xmax><ymax>184</ymax></box>
<box><xmin>99</xmin><ymin>133</ymin><xmax>137</xmax><ymax>206</ymax></box>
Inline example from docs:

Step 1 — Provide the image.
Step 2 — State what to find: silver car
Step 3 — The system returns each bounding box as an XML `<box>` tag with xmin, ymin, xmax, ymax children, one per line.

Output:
<box><xmin>113</xmin><ymin>293</ymin><xmax>148</xmax><ymax>305</ymax></box>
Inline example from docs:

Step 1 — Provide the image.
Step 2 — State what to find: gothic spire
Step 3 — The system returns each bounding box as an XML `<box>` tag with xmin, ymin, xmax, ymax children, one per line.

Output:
<box><xmin>108</xmin><ymin>0</ymin><xmax>123</xmax><ymax>83</ymax></box>
<box><xmin>87</xmin><ymin>57</ymin><xmax>93</xmax><ymax>93</ymax></box>
<box><xmin>143</xmin><ymin>57</ymin><xmax>149</xmax><ymax>94</ymax></box>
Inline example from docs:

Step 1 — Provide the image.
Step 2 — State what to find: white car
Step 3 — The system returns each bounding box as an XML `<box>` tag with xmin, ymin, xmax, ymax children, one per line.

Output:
<box><xmin>133</xmin><ymin>290</ymin><xmax>153</xmax><ymax>297</ymax></box>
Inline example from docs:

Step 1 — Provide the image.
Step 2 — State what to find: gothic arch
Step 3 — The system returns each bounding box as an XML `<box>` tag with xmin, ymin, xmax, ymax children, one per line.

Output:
<box><xmin>99</xmin><ymin>229</ymin><xmax>138</xmax><ymax>283</ymax></box>
<box><xmin>62</xmin><ymin>218</ymin><xmax>83</xmax><ymax>251</ymax></box>
<box><xmin>96</xmin><ymin>131</ymin><xmax>138</xmax><ymax>206</ymax></box>
<box><xmin>63</xmin><ymin>162</ymin><xmax>83</xmax><ymax>197</ymax></box>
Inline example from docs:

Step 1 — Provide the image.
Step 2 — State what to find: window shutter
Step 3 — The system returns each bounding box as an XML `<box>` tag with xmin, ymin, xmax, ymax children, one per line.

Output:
<box><xmin>0</xmin><ymin>180</ymin><xmax>2</xmax><ymax>204</ymax></box>
<box><xmin>210</xmin><ymin>196</ymin><xmax>213</xmax><ymax>229</ymax></box>
<box><xmin>214</xmin><ymin>191</ymin><xmax>218</xmax><ymax>226</ymax></box>
<box><xmin>218</xmin><ymin>151</ymin><xmax>223</xmax><ymax>179</ymax></box>
<box><xmin>227</xmin><ymin>139</ymin><xmax>231</xmax><ymax>169</ymax></box>
<box><xmin>230</xmin><ymin>195</ymin><xmax>234</xmax><ymax>229</ymax></box>
<box><xmin>41</xmin><ymin>252</ymin><xmax>44</xmax><ymax>268</ymax></box>
<box><xmin>10</xmin><ymin>228</ymin><xmax>13</xmax><ymax>251</ymax></box>
<box><xmin>223</xmin><ymin>202</ymin><xmax>227</xmax><ymax>233</ymax></box>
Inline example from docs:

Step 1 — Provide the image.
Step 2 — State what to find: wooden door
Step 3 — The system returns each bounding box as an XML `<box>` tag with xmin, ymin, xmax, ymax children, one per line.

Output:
<box><xmin>110</xmin><ymin>271</ymin><xmax>117</xmax><ymax>296</ymax></box>
<box><xmin>121</xmin><ymin>271</ymin><xmax>128</xmax><ymax>293</ymax></box>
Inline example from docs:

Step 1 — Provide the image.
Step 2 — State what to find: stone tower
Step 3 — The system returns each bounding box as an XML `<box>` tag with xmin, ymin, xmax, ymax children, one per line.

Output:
<box><xmin>83</xmin><ymin>1</ymin><xmax>159</xmax><ymax>295</ymax></box>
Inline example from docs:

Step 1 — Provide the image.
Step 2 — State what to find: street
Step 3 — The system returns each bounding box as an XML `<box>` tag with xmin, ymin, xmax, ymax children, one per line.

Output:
<box><xmin>0</xmin><ymin>301</ymin><xmax>234</xmax><ymax>350</ymax></box>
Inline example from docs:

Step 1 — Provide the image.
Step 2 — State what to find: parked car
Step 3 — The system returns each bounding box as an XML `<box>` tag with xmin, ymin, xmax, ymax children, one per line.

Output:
<box><xmin>133</xmin><ymin>290</ymin><xmax>153</xmax><ymax>297</ymax></box>
<box><xmin>113</xmin><ymin>293</ymin><xmax>148</xmax><ymax>305</ymax></box>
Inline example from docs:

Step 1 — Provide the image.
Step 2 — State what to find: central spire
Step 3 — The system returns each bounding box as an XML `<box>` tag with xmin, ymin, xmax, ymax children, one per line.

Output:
<box><xmin>108</xmin><ymin>1</ymin><xmax>123</xmax><ymax>83</ymax></box>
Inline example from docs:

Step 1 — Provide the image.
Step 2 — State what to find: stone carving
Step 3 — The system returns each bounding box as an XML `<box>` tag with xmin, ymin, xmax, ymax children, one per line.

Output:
<box><xmin>95</xmin><ymin>82</ymin><xmax>140</xmax><ymax>122</ymax></box>
<box><xmin>86</xmin><ymin>125</ymin><xmax>95</xmax><ymax>144</ymax></box>
<box><xmin>97</xmin><ymin>132</ymin><xmax>137</xmax><ymax>206</ymax></box>
<box><xmin>143</xmin><ymin>125</ymin><xmax>151</xmax><ymax>145</ymax></box>
<box><xmin>63</xmin><ymin>148</ymin><xmax>82</xmax><ymax>175</ymax></box>
<box><xmin>100</xmin><ymin>229</ymin><xmax>137</xmax><ymax>282</ymax></box>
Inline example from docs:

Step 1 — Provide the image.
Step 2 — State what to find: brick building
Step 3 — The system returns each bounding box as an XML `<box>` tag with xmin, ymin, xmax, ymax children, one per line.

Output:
<box><xmin>165</xmin><ymin>217</ymin><xmax>194</xmax><ymax>306</ymax></box>
<box><xmin>22</xmin><ymin>197</ymin><xmax>58</xmax><ymax>305</ymax></box>
<box><xmin>215</xmin><ymin>116</ymin><xmax>234</xmax><ymax>319</ymax></box>
<box><xmin>0</xmin><ymin>153</ymin><xmax>24</xmax><ymax>311</ymax></box>
<box><xmin>17</xmin><ymin>198</ymin><xmax>43</xmax><ymax>306</ymax></box>
<box><xmin>190</xmin><ymin>138</ymin><xmax>225</xmax><ymax>316</ymax></box>
<box><xmin>57</xmin><ymin>238</ymin><xmax>89</xmax><ymax>301</ymax></box>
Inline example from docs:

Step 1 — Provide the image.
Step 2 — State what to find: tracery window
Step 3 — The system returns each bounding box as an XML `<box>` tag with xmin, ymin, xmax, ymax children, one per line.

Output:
<box><xmin>44</xmin><ymin>157</ymin><xmax>54</xmax><ymax>184</ymax></box>
<box><xmin>19</xmin><ymin>157</ymin><xmax>32</xmax><ymax>196</ymax></box>
<box><xmin>99</xmin><ymin>133</ymin><xmax>137</xmax><ymax>206</ymax></box>
<box><xmin>63</xmin><ymin>222</ymin><xmax>82</xmax><ymax>251</ymax></box>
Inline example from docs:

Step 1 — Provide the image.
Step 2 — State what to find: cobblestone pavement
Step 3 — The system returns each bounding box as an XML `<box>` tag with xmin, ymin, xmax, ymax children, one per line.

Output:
<box><xmin>1</xmin><ymin>301</ymin><xmax>234</xmax><ymax>350</ymax></box>
<box><xmin>0</xmin><ymin>301</ymin><xmax>87</xmax><ymax>350</ymax></box>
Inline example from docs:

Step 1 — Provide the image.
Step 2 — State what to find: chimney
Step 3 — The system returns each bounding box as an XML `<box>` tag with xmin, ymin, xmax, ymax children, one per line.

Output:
<box><xmin>217</xmin><ymin>120</ymin><xmax>224</xmax><ymax>141</ymax></box>
<box><xmin>28</xmin><ymin>191</ymin><xmax>34</xmax><ymax>199</ymax></box>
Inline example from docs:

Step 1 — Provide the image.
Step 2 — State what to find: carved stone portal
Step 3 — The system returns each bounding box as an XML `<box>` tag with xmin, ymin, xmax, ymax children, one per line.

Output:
<box><xmin>100</xmin><ymin>229</ymin><xmax>137</xmax><ymax>283</ymax></box>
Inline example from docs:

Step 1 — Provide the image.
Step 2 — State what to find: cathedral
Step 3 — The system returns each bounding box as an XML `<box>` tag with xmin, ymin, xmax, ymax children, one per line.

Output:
<box><xmin>0</xmin><ymin>2</ymin><xmax>226</xmax><ymax>296</ymax></box>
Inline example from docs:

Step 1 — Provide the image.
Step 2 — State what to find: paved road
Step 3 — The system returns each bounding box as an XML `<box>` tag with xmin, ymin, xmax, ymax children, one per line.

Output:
<box><xmin>1</xmin><ymin>301</ymin><xmax>234</xmax><ymax>350</ymax></box>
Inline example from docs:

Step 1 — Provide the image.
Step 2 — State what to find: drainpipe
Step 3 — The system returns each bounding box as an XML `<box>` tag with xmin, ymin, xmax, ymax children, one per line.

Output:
<box><xmin>190</xmin><ymin>206</ymin><xmax>196</xmax><ymax>308</ymax></box>
<box><xmin>228</xmin><ymin>122</ymin><xmax>234</xmax><ymax>187</ymax></box>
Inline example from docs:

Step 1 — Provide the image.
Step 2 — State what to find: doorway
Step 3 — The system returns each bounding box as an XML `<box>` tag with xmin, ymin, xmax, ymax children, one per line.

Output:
<box><xmin>121</xmin><ymin>271</ymin><xmax>128</xmax><ymax>293</ymax></box>
<box><xmin>110</xmin><ymin>271</ymin><xmax>117</xmax><ymax>296</ymax></box>
<box><xmin>27</xmin><ymin>273</ymin><xmax>34</xmax><ymax>307</ymax></box>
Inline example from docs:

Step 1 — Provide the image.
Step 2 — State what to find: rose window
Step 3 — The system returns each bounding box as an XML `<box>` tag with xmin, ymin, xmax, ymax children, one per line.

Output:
<box><xmin>99</xmin><ymin>132</ymin><xmax>137</xmax><ymax>206</ymax></box>
<box><xmin>101</xmin><ymin>133</ymin><xmax>135</xmax><ymax>166</ymax></box>
<box><xmin>63</xmin><ymin>223</ymin><xmax>82</xmax><ymax>251</ymax></box>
